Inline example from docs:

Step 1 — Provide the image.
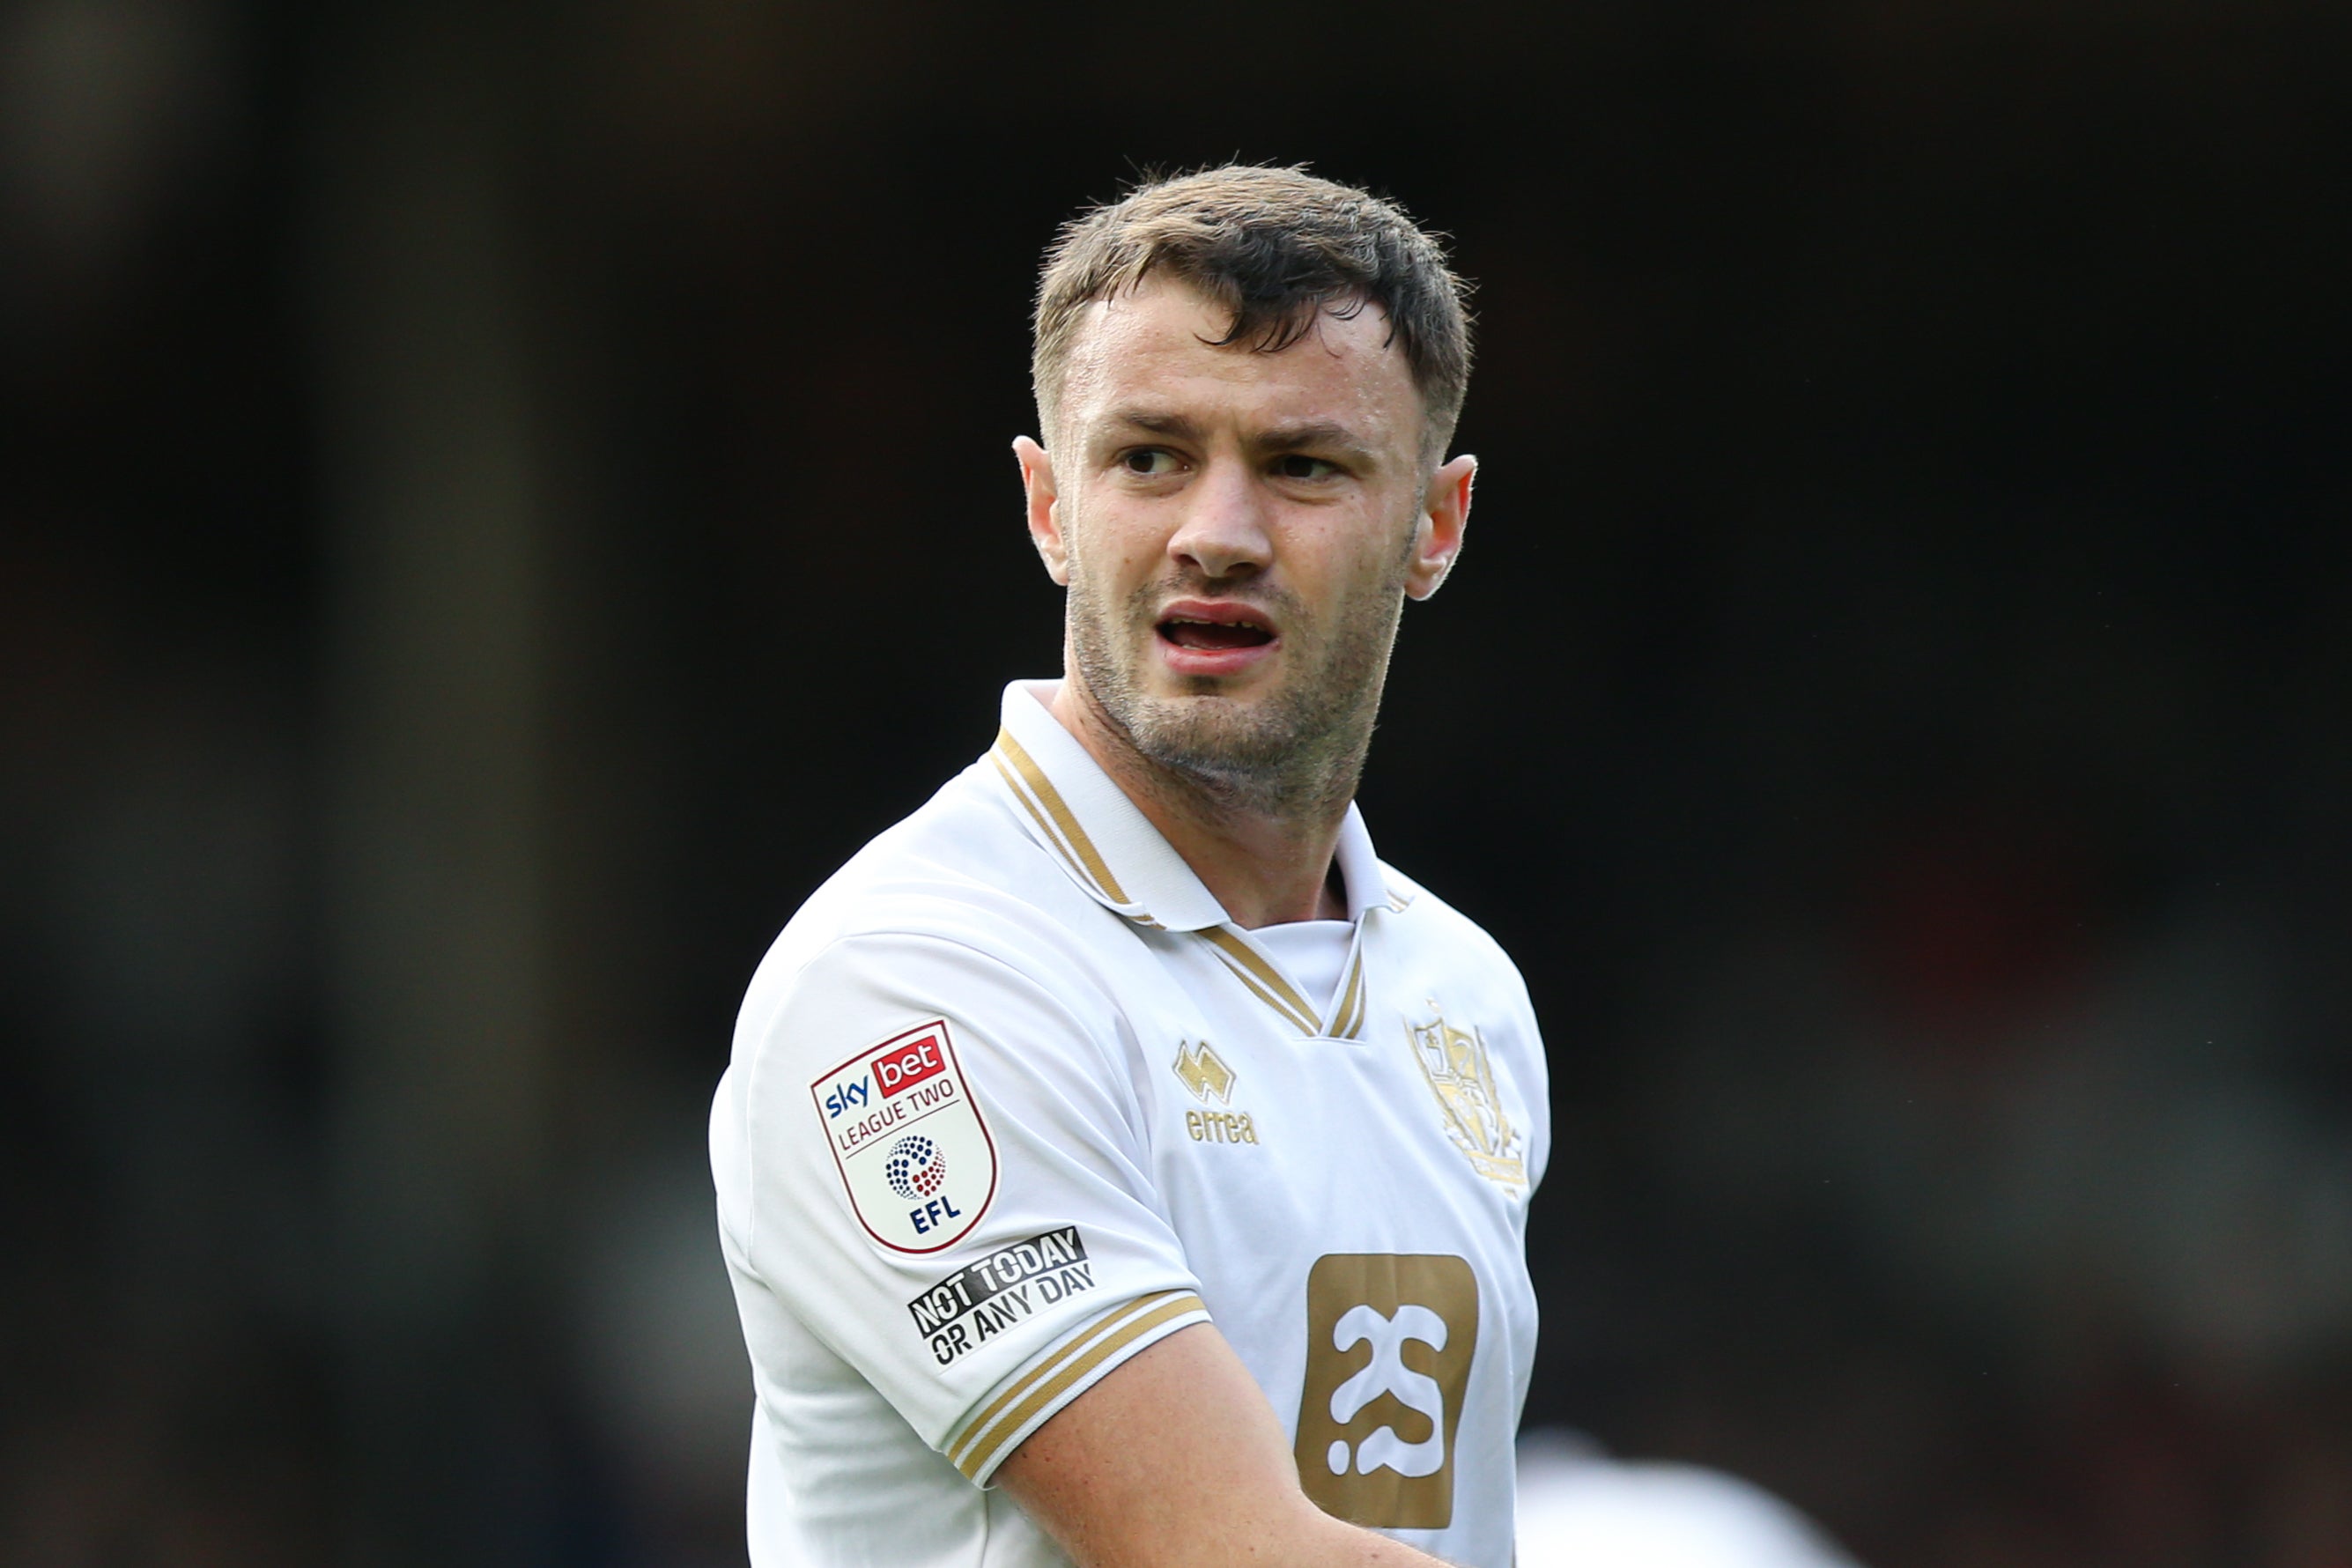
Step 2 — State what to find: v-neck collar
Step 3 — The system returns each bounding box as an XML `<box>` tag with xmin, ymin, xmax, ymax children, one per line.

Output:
<box><xmin>984</xmin><ymin>680</ymin><xmax>1402</xmax><ymax>1039</ymax></box>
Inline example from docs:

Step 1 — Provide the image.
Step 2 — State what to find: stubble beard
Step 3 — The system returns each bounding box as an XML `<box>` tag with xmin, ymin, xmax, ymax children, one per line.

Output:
<box><xmin>1065</xmin><ymin>544</ymin><xmax>1411</xmax><ymax>821</ymax></box>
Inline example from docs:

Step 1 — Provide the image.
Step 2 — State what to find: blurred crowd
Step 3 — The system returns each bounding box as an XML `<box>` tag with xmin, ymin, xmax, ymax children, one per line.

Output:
<box><xmin>4</xmin><ymin>1</ymin><xmax>2348</xmax><ymax>1564</ymax></box>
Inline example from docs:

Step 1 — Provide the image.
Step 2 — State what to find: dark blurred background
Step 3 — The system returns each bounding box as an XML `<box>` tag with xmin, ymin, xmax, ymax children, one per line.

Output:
<box><xmin>4</xmin><ymin>1</ymin><xmax>2349</xmax><ymax>1564</ymax></box>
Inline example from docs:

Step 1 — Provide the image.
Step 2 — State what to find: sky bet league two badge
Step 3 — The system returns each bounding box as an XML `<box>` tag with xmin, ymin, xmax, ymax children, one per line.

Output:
<box><xmin>811</xmin><ymin>1020</ymin><xmax>998</xmax><ymax>1253</ymax></box>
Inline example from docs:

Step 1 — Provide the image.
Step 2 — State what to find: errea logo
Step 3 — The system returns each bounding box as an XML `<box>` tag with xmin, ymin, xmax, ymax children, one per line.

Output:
<box><xmin>1172</xmin><ymin>1039</ymin><xmax>1260</xmax><ymax>1146</ymax></box>
<box><xmin>1172</xmin><ymin>1039</ymin><xmax>1235</xmax><ymax>1103</ymax></box>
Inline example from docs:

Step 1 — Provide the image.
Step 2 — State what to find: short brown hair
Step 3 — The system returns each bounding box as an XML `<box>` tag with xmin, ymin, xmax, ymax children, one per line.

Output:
<box><xmin>1032</xmin><ymin>166</ymin><xmax>1474</xmax><ymax>465</ymax></box>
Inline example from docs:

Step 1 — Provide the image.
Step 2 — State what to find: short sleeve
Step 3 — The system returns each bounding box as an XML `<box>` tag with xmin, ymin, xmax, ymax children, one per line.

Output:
<box><xmin>716</xmin><ymin>928</ymin><xmax>1210</xmax><ymax>1483</ymax></box>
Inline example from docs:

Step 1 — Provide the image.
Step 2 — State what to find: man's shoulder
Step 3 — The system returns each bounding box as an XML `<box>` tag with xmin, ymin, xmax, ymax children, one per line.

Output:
<box><xmin>736</xmin><ymin>760</ymin><xmax>1120</xmax><ymax>1039</ymax></box>
<box><xmin>1374</xmin><ymin>857</ymin><xmax>1527</xmax><ymax>986</ymax></box>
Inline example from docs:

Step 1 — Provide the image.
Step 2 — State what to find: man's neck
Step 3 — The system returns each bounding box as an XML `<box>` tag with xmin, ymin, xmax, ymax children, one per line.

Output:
<box><xmin>1046</xmin><ymin>680</ymin><xmax>1354</xmax><ymax>930</ymax></box>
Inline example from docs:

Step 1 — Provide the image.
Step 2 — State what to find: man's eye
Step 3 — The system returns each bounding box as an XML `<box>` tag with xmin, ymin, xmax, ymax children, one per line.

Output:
<box><xmin>1276</xmin><ymin>455</ymin><xmax>1337</xmax><ymax>480</ymax></box>
<box><xmin>1122</xmin><ymin>449</ymin><xmax>1179</xmax><ymax>476</ymax></box>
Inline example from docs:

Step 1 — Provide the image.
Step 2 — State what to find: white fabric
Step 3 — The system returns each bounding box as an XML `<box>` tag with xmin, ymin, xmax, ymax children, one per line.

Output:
<box><xmin>1514</xmin><ymin>1432</ymin><xmax>1863</xmax><ymax>1568</ymax></box>
<box><xmin>1249</xmin><ymin>918</ymin><xmax>1357</xmax><ymax>1017</ymax></box>
<box><xmin>712</xmin><ymin>681</ymin><xmax>1550</xmax><ymax>1568</ymax></box>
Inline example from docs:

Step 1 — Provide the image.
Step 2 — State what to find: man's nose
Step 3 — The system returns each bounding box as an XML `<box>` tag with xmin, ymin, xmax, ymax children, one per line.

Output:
<box><xmin>1165</xmin><ymin>459</ymin><xmax>1272</xmax><ymax>581</ymax></box>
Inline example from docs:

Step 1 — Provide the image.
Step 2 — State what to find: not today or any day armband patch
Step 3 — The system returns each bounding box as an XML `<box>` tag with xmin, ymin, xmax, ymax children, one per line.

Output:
<box><xmin>906</xmin><ymin>1225</ymin><xmax>1096</xmax><ymax>1366</ymax></box>
<box><xmin>811</xmin><ymin>1019</ymin><xmax>999</xmax><ymax>1254</ymax></box>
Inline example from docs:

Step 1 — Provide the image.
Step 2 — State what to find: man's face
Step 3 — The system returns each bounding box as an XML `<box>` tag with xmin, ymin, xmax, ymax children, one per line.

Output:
<box><xmin>1019</xmin><ymin>277</ymin><xmax>1472</xmax><ymax>805</ymax></box>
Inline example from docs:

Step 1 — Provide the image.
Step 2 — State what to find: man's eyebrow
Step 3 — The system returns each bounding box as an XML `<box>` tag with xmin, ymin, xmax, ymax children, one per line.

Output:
<box><xmin>1252</xmin><ymin>421</ymin><xmax>1375</xmax><ymax>460</ymax></box>
<box><xmin>1101</xmin><ymin>409</ymin><xmax>1205</xmax><ymax>441</ymax></box>
<box><xmin>1098</xmin><ymin>410</ymin><xmax>1379</xmax><ymax>463</ymax></box>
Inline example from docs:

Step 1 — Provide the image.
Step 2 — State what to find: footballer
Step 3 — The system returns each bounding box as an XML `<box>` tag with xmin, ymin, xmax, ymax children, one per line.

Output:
<box><xmin>711</xmin><ymin>165</ymin><xmax>1548</xmax><ymax>1567</ymax></box>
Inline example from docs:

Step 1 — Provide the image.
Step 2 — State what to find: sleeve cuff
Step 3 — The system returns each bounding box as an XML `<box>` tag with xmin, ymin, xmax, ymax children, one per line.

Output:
<box><xmin>945</xmin><ymin>1290</ymin><xmax>1211</xmax><ymax>1484</ymax></box>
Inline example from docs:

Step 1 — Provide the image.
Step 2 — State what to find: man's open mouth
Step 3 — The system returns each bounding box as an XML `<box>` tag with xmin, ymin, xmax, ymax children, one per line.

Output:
<box><xmin>1158</xmin><ymin>614</ymin><xmax>1276</xmax><ymax>652</ymax></box>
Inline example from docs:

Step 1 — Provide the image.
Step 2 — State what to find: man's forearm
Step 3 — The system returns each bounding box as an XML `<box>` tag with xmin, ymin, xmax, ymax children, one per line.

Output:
<box><xmin>1283</xmin><ymin>1510</ymin><xmax>1462</xmax><ymax>1568</ymax></box>
<box><xmin>996</xmin><ymin>1326</ymin><xmax>1462</xmax><ymax>1568</ymax></box>
<box><xmin>1021</xmin><ymin>1474</ymin><xmax>1459</xmax><ymax>1568</ymax></box>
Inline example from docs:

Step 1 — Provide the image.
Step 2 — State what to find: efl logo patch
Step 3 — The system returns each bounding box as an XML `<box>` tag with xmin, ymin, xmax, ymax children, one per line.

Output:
<box><xmin>810</xmin><ymin>1020</ymin><xmax>997</xmax><ymax>1254</ymax></box>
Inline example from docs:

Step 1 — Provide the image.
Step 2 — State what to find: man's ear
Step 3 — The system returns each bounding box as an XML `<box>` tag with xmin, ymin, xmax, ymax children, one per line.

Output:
<box><xmin>1013</xmin><ymin>436</ymin><xmax>1069</xmax><ymax>586</ymax></box>
<box><xmin>1404</xmin><ymin>454</ymin><xmax>1476</xmax><ymax>601</ymax></box>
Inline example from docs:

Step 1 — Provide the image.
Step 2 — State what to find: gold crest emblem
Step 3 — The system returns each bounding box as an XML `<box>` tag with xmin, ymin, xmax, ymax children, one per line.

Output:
<box><xmin>1172</xmin><ymin>1039</ymin><xmax>1236</xmax><ymax>1105</ymax></box>
<box><xmin>1406</xmin><ymin>1006</ymin><xmax>1527</xmax><ymax>1191</ymax></box>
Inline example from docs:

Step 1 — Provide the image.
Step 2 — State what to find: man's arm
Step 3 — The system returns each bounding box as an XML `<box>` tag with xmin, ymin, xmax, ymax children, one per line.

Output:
<box><xmin>995</xmin><ymin>1323</ymin><xmax>1458</xmax><ymax>1568</ymax></box>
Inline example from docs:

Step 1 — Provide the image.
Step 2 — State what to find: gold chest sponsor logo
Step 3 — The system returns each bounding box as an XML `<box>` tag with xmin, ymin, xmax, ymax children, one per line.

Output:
<box><xmin>1172</xmin><ymin>1039</ymin><xmax>1260</xmax><ymax>1145</ymax></box>
<box><xmin>1406</xmin><ymin>1006</ymin><xmax>1527</xmax><ymax>1192</ymax></box>
<box><xmin>1293</xmin><ymin>1254</ymin><xmax>1480</xmax><ymax>1529</ymax></box>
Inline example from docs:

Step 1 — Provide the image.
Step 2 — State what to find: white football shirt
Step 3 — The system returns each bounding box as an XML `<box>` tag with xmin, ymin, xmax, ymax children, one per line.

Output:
<box><xmin>710</xmin><ymin>680</ymin><xmax>1550</xmax><ymax>1568</ymax></box>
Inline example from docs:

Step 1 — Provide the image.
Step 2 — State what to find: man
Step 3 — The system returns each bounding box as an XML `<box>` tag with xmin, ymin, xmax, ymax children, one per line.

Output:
<box><xmin>711</xmin><ymin>165</ymin><xmax>1548</xmax><ymax>1567</ymax></box>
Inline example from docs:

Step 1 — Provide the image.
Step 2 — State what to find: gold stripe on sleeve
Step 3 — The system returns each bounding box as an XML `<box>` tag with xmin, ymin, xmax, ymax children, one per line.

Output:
<box><xmin>948</xmin><ymin>1291</ymin><xmax>1205</xmax><ymax>1481</ymax></box>
<box><xmin>948</xmin><ymin>1291</ymin><xmax>1167</xmax><ymax>1471</ymax></box>
<box><xmin>1201</xmin><ymin>928</ymin><xmax>1320</xmax><ymax>1035</ymax></box>
<box><xmin>994</xmin><ymin>729</ymin><xmax>1133</xmax><ymax>906</ymax></box>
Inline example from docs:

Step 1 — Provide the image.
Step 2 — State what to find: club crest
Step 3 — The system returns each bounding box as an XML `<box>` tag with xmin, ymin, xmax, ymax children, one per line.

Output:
<box><xmin>1405</xmin><ymin>1006</ymin><xmax>1527</xmax><ymax>1192</ymax></box>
